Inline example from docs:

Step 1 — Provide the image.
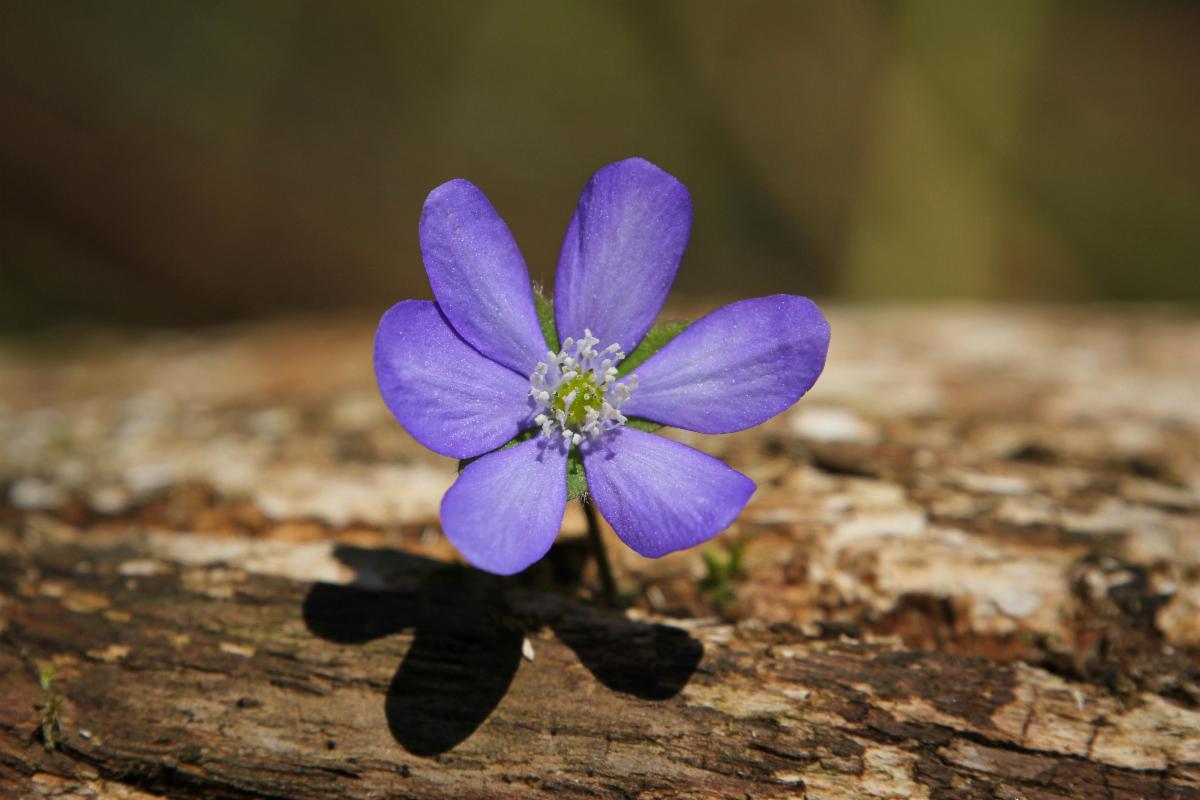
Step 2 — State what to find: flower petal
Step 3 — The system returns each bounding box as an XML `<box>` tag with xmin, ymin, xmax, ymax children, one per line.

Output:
<box><xmin>583</xmin><ymin>428</ymin><xmax>754</xmax><ymax>558</ymax></box>
<box><xmin>554</xmin><ymin>158</ymin><xmax>691</xmax><ymax>352</ymax></box>
<box><xmin>440</xmin><ymin>438</ymin><xmax>568</xmax><ymax>575</ymax></box>
<box><xmin>374</xmin><ymin>300</ymin><xmax>534</xmax><ymax>459</ymax></box>
<box><xmin>622</xmin><ymin>295</ymin><xmax>830</xmax><ymax>434</ymax></box>
<box><xmin>420</xmin><ymin>179</ymin><xmax>548</xmax><ymax>375</ymax></box>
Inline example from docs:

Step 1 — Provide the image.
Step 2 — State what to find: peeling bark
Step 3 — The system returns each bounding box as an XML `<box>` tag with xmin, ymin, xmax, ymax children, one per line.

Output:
<box><xmin>1</xmin><ymin>532</ymin><xmax>1198</xmax><ymax>799</ymax></box>
<box><xmin>1</xmin><ymin>307</ymin><xmax>1199</xmax><ymax>798</ymax></box>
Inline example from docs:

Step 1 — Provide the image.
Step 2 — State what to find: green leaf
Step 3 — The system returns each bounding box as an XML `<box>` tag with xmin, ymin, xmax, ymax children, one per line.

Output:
<box><xmin>617</xmin><ymin>320</ymin><xmax>689</xmax><ymax>377</ymax></box>
<box><xmin>697</xmin><ymin>538</ymin><xmax>747</xmax><ymax>613</ymax></box>
<box><xmin>625</xmin><ymin>417</ymin><xmax>662</xmax><ymax>433</ymax></box>
<box><xmin>533</xmin><ymin>289</ymin><xmax>560</xmax><ymax>353</ymax></box>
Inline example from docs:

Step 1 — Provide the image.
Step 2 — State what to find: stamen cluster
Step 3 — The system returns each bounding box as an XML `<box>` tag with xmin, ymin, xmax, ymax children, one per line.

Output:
<box><xmin>529</xmin><ymin>329</ymin><xmax>638</xmax><ymax>446</ymax></box>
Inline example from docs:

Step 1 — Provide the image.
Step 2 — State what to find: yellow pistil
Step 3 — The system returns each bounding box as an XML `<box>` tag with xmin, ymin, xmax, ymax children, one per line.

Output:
<box><xmin>553</xmin><ymin>373</ymin><xmax>603</xmax><ymax>428</ymax></box>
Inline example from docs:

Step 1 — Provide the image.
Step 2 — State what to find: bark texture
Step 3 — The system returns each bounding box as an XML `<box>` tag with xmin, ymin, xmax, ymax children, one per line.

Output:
<box><xmin>1</xmin><ymin>306</ymin><xmax>1199</xmax><ymax>799</ymax></box>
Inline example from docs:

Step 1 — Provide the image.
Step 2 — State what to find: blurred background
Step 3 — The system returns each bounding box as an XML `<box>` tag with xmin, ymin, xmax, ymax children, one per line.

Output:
<box><xmin>2</xmin><ymin>0</ymin><xmax>1198</xmax><ymax>332</ymax></box>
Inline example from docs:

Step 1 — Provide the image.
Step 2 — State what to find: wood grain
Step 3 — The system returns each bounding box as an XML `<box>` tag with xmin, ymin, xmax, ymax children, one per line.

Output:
<box><xmin>2</xmin><ymin>306</ymin><xmax>1199</xmax><ymax>798</ymax></box>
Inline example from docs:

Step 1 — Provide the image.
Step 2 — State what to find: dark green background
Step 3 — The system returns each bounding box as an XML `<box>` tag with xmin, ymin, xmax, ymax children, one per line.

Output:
<box><xmin>2</xmin><ymin>1</ymin><xmax>1198</xmax><ymax>330</ymax></box>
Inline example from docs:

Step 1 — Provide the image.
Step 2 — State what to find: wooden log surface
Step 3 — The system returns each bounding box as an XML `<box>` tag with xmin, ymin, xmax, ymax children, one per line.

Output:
<box><xmin>1</xmin><ymin>305</ymin><xmax>1199</xmax><ymax>799</ymax></box>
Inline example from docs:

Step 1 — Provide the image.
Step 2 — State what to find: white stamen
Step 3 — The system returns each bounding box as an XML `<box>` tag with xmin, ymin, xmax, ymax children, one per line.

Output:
<box><xmin>528</xmin><ymin>332</ymin><xmax>638</xmax><ymax>446</ymax></box>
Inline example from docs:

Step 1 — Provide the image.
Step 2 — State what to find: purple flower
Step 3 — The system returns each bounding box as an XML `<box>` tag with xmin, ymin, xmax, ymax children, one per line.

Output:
<box><xmin>375</xmin><ymin>158</ymin><xmax>830</xmax><ymax>575</ymax></box>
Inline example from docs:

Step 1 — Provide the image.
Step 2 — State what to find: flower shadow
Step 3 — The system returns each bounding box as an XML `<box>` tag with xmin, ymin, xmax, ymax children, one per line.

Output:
<box><xmin>301</xmin><ymin>543</ymin><xmax>702</xmax><ymax>756</ymax></box>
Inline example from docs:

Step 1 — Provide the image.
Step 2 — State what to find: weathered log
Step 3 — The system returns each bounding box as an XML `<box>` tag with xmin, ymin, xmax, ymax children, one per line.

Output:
<box><xmin>2</xmin><ymin>528</ymin><xmax>1198</xmax><ymax>799</ymax></box>
<box><xmin>1</xmin><ymin>306</ymin><xmax>1199</xmax><ymax>798</ymax></box>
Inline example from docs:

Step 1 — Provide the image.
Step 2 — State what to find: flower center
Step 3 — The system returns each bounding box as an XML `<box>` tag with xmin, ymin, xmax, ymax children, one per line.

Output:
<box><xmin>553</xmin><ymin>372</ymin><xmax>603</xmax><ymax>428</ymax></box>
<box><xmin>529</xmin><ymin>329</ymin><xmax>637</xmax><ymax>446</ymax></box>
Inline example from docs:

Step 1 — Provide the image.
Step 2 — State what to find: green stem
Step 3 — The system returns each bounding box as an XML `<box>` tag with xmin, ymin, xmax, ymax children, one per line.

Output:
<box><xmin>582</xmin><ymin>499</ymin><xmax>617</xmax><ymax>607</ymax></box>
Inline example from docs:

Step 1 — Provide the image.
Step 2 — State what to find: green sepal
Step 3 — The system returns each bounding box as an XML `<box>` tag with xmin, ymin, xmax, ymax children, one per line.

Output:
<box><xmin>617</xmin><ymin>320</ymin><xmax>689</xmax><ymax>377</ymax></box>
<box><xmin>456</xmin><ymin>428</ymin><xmax>536</xmax><ymax>473</ymax></box>
<box><xmin>533</xmin><ymin>290</ymin><xmax>560</xmax><ymax>353</ymax></box>
<box><xmin>625</xmin><ymin>417</ymin><xmax>662</xmax><ymax>433</ymax></box>
<box><xmin>566</xmin><ymin>450</ymin><xmax>587</xmax><ymax>500</ymax></box>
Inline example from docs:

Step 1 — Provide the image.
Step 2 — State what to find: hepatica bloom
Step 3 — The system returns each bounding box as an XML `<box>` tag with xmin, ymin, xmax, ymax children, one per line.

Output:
<box><xmin>375</xmin><ymin>158</ymin><xmax>829</xmax><ymax>575</ymax></box>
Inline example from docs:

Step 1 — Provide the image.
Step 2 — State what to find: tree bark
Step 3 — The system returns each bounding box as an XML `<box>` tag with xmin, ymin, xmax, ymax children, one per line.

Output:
<box><xmin>1</xmin><ymin>307</ymin><xmax>1199</xmax><ymax>798</ymax></box>
<box><xmin>3</xmin><ymin>529</ymin><xmax>1198</xmax><ymax>800</ymax></box>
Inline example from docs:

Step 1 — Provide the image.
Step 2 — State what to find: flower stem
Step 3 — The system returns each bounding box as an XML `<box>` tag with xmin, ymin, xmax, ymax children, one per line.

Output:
<box><xmin>582</xmin><ymin>499</ymin><xmax>617</xmax><ymax>606</ymax></box>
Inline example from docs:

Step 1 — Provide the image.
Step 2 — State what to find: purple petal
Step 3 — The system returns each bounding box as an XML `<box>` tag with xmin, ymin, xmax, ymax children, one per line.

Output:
<box><xmin>554</xmin><ymin>158</ymin><xmax>691</xmax><ymax>352</ymax></box>
<box><xmin>440</xmin><ymin>437</ymin><xmax>568</xmax><ymax>575</ymax></box>
<box><xmin>420</xmin><ymin>179</ymin><xmax>548</xmax><ymax>375</ymax></box>
<box><xmin>374</xmin><ymin>300</ymin><xmax>534</xmax><ymax>459</ymax></box>
<box><xmin>622</xmin><ymin>295</ymin><xmax>830</xmax><ymax>434</ymax></box>
<box><xmin>583</xmin><ymin>428</ymin><xmax>755</xmax><ymax>558</ymax></box>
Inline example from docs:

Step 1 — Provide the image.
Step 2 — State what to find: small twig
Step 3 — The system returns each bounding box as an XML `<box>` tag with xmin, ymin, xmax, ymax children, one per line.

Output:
<box><xmin>582</xmin><ymin>499</ymin><xmax>617</xmax><ymax>607</ymax></box>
